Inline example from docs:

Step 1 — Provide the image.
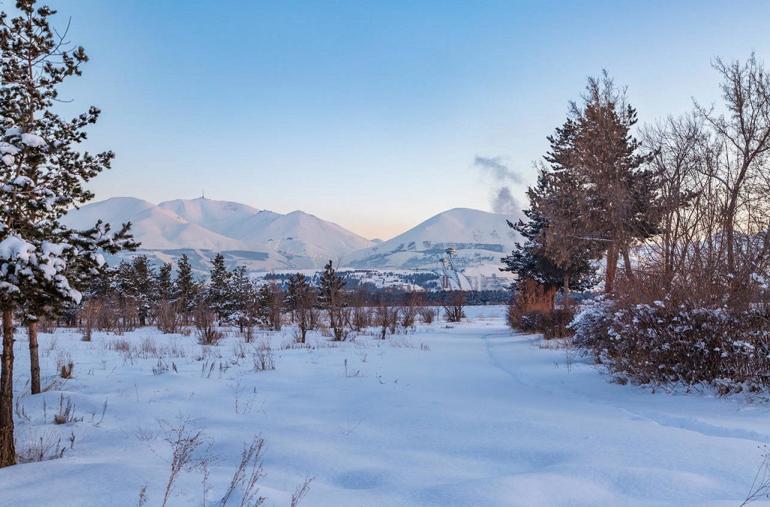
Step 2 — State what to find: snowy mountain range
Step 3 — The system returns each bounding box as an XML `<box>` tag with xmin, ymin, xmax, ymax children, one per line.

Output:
<box><xmin>63</xmin><ymin>197</ymin><xmax>521</xmax><ymax>286</ymax></box>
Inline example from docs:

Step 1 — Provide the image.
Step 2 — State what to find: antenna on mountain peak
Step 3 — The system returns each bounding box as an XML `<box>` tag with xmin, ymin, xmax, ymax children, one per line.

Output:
<box><xmin>201</xmin><ymin>189</ymin><xmax>205</xmax><ymax>199</ymax></box>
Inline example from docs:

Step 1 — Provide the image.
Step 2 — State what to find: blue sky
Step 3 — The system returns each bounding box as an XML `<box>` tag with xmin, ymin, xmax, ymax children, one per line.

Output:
<box><xmin>48</xmin><ymin>0</ymin><xmax>770</xmax><ymax>239</ymax></box>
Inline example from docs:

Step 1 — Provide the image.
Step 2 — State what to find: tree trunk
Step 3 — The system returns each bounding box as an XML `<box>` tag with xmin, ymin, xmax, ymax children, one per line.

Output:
<box><xmin>605</xmin><ymin>243</ymin><xmax>619</xmax><ymax>294</ymax></box>
<box><xmin>562</xmin><ymin>273</ymin><xmax>571</xmax><ymax>304</ymax></box>
<box><xmin>0</xmin><ymin>309</ymin><xmax>16</xmax><ymax>467</ymax></box>
<box><xmin>622</xmin><ymin>248</ymin><xmax>634</xmax><ymax>280</ymax></box>
<box><xmin>28</xmin><ymin>321</ymin><xmax>40</xmax><ymax>395</ymax></box>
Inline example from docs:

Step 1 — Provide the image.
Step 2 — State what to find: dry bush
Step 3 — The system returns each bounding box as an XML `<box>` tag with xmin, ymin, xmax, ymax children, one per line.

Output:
<box><xmin>418</xmin><ymin>306</ymin><xmax>435</xmax><ymax>324</ymax></box>
<box><xmin>350</xmin><ymin>305</ymin><xmax>370</xmax><ymax>332</ymax></box>
<box><xmin>195</xmin><ymin>306</ymin><xmax>223</xmax><ymax>346</ymax></box>
<box><xmin>442</xmin><ymin>291</ymin><xmax>465</xmax><ymax>322</ymax></box>
<box><xmin>53</xmin><ymin>394</ymin><xmax>82</xmax><ymax>425</ymax></box>
<box><xmin>401</xmin><ymin>305</ymin><xmax>416</xmax><ymax>329</ymax></box>
<box><xmin>157</xmin><ymin>300</ymin><xmax>180</xmax><ymax>334</ymax></box>
<box><xmin>508</xmin><ymin>303</ymin><xmax>575</xmax><ymax>339</ymax></box>
<box><xmin>109</xmin><ymin>338</ymin><xmax>131</xmax><ymax>352</ymax></box>
<box><xmin>16</xmin><ymin>429</ymin><xmax>70</xmax><ymax>463</ymax></box>
<box><xmin>291</xmin><ymin>477</ymin><xmax>313</xmax><ymax>507</ymax></box>
<box><xmin>56</xmin><ymin>352</ymin><xmax>74</xmax><ymax>379</ymax></box>
<box><xmin>219</xmin><ymin>436</ymin><xmax>266</xmax><ymax>507</ymax></box>
<box><xmin>37</xmin><ymin>318</ymin><xmax>56</xmax><ymax>334</ymax></box>
<box><xmin>374</xmin><ymin>304</ymin><xmax>398</xmax><ymax>340</ymax></box>
<box><xmin>80</xmin><ymin>299</ymin><xmax>99</xmax><ymax>341</ymax></box>
<box><xmin>240</xmin><ymin>325</ymin><xmax>255</xmax><ymax>343</ymax></box>
<box><xmin>139</xmin><ymin>337</ymin><xmax>159</xmax><ymax>358</ymax></box>
<box><xmin>742</xmin><ymin>446</ymin><xmax>770</xmax><ymax>507</ymax></box>
<box><xmin>251</xmin><ymin>342</ymin><xmax>275</xmax><ymax>372</ymax></box>
<box><xmin>160</xmin><ymin>420</ymin><xmax>208</xmax><ymax>507</ymax></box>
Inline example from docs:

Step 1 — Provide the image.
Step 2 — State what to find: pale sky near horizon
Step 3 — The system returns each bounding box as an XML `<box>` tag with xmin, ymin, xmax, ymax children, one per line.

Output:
<box><xmin>40</xmin><ymin>0</ymin><xmax>770</xmax><ymax>240</ymax></box>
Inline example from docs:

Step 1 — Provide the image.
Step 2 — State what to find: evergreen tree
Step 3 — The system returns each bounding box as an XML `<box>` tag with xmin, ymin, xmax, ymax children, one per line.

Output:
<box><xmin>285</xmin><ymin>272</ymin><xmax>307</xmax><ymax>318</ymax></box>
<box><xmin>157</xmin><ymin>262</ymin><xmax>173</xmax><ymax>302</ymax></box>
<box><xmin>131</xmin><ymin>255</ymin><xmax>156</xmax><ymax>326</ymax></box>
<box><xmin>562</xmin><ymin>73</ymin><xmax>660</xmax><ymax>292</ymax></box>
<box><xmin>174</xmin><ymin>253</ymin><xmax>198</xmax><ymax>320</ymax></box>
<box><xmin>208</xmin><ymin>253</ymin><xmax>233</xmax><ymax>323</ymax></box>
<box><xmin>230</xmin><ymin>265</ymin><xmax>258</xmax><ymax>331</ymax></box>
<box><xmin>257</xmin><ymin>282</ymin><xmax>282</xmax><ymax>331</ymax></box>
<box><xmin>318</xmin><ymin>260</ymin><xmax>346</xmax><ymax>340</ymax></box>
<box><xmin>501</xmin><ymin>126</ymin><xmax>600</xmax><ymax>298</ymax></box>
<box><xmin>0</xmin><ymin>0</ymin><xmax>135</xmax><ymax>467</ymax></box>
<box><xmin>502</xmin><ymin>200</ymin><xmax>597</xmax><ymax>300</ymax></box>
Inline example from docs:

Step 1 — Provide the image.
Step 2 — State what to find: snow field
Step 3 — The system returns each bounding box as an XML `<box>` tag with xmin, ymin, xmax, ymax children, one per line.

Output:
<box><xmin>0</xmin><ymin>306</ymin><xmax>769</xmax><ymax>506</ymax></box>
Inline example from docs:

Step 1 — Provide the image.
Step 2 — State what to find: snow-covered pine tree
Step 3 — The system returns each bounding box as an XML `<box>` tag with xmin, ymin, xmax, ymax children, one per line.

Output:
<box><xmin>318</xmin><ymin>260</ymin><xmax>346</xmax><ymax>340</ymax></box>
<box><xmin>0</xmin><ymin>0</ymin><xmax>135</xmax><ymax>467</ymax></box>
<box><xmin>114</xmin><ymin>260</ymin><xmax>139</xmax><ymax>328</ymax></box>
<box><xmin>174</xmin><ymin>253</ymin><xmax>198</xmax><ymax>323</ymax></box>
<box><xmin>131</xmin><ymin>255</ymin><xmax>156</xmax><ymax>326</ymax></box>
<box><xmin>208</xmin><ymin>253</ymin><xmax>233</xmax><ymax>323</ymax></box>
<box><xmin>230</xmin><ymin>265</ymin><xmax>258</xmax><ymax>332</ymax></box>
<box><xmin>157</xmin><ymin>262</ymin><xmax>173</xmax><ymax>303</ymax></box>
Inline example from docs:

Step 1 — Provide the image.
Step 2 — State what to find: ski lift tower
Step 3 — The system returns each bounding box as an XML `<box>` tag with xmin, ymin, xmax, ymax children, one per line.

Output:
<box><xmin>441</xmin><ymin>247</ymin><xmax>461</xmax><ymax>290</ymax></box>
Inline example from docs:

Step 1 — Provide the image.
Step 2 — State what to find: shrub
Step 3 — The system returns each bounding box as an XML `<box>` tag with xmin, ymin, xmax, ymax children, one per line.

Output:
<box><xmin>571</xmin><ymin>298</ymin><xmax>770</xmax><ymax>392</ymax></box>
<box><xmin>508</xmin><ymin>305</ymin><xmax>575</xmax><ymax>339</ymax></box>
<box><xmin>195</xmin><ymin>306</ymin><xmax>223</xmax><ymax>346</ymax></box>
<box><xmin>418</xmin><ymin>306</ymin><xmax>435</xmax><ymax>324</ymax></box>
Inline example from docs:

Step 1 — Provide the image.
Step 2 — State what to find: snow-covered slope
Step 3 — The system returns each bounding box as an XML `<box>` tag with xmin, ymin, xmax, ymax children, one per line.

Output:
<box><xmin>62</xmin><ymin>197</ymin><xmax>246</xmax><ymax>251</ymax></box>
<box><xmin>157</xmin><ymin>197</ymin><xmax>260</xmax><ymax>236</ymax></box>
<box><xmin>63</xmin><ymin>197</ymin><xmax>372</xmax><ymax>269</ymax></box>
<box><xmin>347</xmin><ymin>207</ymin><xmax>520</xmax><ymax>270</ymax></box>
<box><xmin>233</xmin><ymin>210</ymin><xmax>372</xmax><ymax>266</ymax></box>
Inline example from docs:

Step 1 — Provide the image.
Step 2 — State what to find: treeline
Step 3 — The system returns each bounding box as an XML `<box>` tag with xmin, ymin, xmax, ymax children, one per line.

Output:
<box><xmin>71</xmin><ymin>254</ymin><xmax>472</xmax><ymax>344</ymax></box>
<box><xmin>503</xmin><ymin>56</ymin><xmax>770</xmax><ymax>391</ymax></box>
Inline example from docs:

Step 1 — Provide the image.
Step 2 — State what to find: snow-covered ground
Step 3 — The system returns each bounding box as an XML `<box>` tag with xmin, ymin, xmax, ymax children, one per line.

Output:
<box><xmin>1</xmin><ymin>306</ymin><xmax>769</xmax><ymax>506</ymax></box>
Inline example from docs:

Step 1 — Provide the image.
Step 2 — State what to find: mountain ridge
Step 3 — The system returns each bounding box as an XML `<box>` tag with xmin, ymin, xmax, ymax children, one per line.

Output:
<box><xmin>62</xmin><ymin>197</ymin><xmax>521</xmax><ymax>272</ymax></box>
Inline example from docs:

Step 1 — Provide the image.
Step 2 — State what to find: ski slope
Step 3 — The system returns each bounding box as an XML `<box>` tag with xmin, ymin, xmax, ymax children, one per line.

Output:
<box><xmin>0</xmin><ymin>307</ymin><xmax>768</xmax><ymax>506</ymax></box>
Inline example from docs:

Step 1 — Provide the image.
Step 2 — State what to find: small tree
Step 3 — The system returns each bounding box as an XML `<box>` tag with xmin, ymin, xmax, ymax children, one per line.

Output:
<box><xmin>318</xmin><ymin>261</ymin><xmax>346</xmax><ymax>340</ymax></box>
<box><xmin>131</xmin><ymin>255</ymin><xmax>156</xmax><ymax>326</ymax></box>
<box><xmin>174</xmin><ymin>253</ymin><xmax>198</xmax><ymax>324</ymax></box>
<box><xmin>257</xmin><ymin>283</ymin><xmax>282</xmax><ymax>331</ymax></box>
<box><xmin>285</xmin><ymin>273</ymin><xmax>315</xmax><ymax>343</ymax></box>
<box><xmin>208</xmin><ymin>253</ymin><xmax>233</xmax><ymax>324</ymax></box>
<box><xmin>230</xmin><ymin>266</ymin><xmax>258</xmax><ymax>333</ymax></box>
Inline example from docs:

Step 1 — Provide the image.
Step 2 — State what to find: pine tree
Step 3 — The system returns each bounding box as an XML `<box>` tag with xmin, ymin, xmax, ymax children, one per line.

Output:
<box><xmin>157</xmin><ymin>262</ymin><xmax>173</xmax><ymax>303</ymax></box>
<box><xmin>257</xmin><ymin>282</ymin><xmax>282</xmax><ymax>331</ymax></box>
<box><xmin>563</xmin><ymin>73</ymin><xmax>660</xmax><ymax>292</ymax></box>
<box><xmin>208</xmin><ymin>253</ymin><xmax>233</xmax><ymax>323</ymax></box>
<box><xmin>285</xmin><ymin>273</ymin><xmax>314</xmax><ymax>343</ymax></box>
<box><xmin>131</xmin><ymin>255</ymin><xmax>156</xmax><ymax>326</ymax></box>
<box><xmin>502</xmin><ymin>204</ymin><xmax>597</xmax><ymax>300</ymax></box>
<box><xmin>318</xmin><ymin>260</ymin><xmax>346</xmax><ymax>340</ymax></box>
<box><xmin>0</xmin><ymin>1</ymin><xmax>135</xmax><ymax>467</ymax></box>
<box><xmin>230</xmin><ymin>265</ymin><xmax>258</xmax><ymax>332</ymax></box>
<box><xmin>174</xmin><ymin>253</ymin><xmax>198</xmax><ymax>322</ymax></box>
